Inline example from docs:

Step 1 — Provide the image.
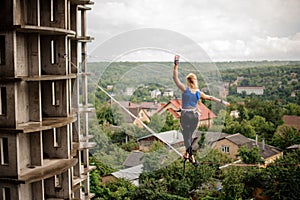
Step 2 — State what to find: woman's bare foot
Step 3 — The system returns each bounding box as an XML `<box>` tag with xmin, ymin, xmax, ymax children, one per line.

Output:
<box><xmin>189</xmin><ymin>155</ymin><xmax>199</xmax><ymax>167</ymax></box>
<box><xmin>183</xmin><ymin>152</ymin><xmax>189</xmax><ymax>160</ymax></box>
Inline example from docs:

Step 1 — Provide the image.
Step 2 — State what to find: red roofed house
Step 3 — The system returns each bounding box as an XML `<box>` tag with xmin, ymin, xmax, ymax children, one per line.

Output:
<box><xmin>283</xmin><ymin>115</ymin><xmax>300</xmax><ymax>130</ymax></box>
<box><xmin>156</xmin><ymin>99</ymin><xmax>216</xmax><ymax>128</ymax></box>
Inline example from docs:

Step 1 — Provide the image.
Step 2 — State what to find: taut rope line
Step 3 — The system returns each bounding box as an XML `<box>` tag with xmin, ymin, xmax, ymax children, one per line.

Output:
<box><xmin>70</xmin><ymin>59</ymin><xmax>182</xmax><ymax>157</ymax></box>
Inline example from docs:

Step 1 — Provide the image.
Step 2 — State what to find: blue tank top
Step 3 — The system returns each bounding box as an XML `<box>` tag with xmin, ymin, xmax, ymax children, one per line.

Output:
<box><xmin>182</xmin><ymin>88</ymin><xmax>200</xmax><ymax>108</ymax></box>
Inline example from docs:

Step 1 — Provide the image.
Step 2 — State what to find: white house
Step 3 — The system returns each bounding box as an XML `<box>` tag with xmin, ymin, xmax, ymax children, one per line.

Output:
<box><xmin>163</xmin><ymin>89</ymin><xmax>174</xmax><ymax>97</ymax></box>
<box><xmin>150</xmin><ymin>89</ymin><xmax>161</xmax><ymax>98</ymax></box>
<box><xmin>237</xmin><ymin>86</ymin><xmax>265</xmax><ymax>95</ymax></box>
<box><xmin>125</xmin><ymin>87</ymin><xmax>134</xmax><ymax>96</ymax></box>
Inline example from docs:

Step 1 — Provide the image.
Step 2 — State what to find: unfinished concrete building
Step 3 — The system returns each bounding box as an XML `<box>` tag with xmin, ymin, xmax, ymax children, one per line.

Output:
<box><xmin>0</xmin><ymin>0</ymin><xmax>95</xmax><ymax>199</ymax></box>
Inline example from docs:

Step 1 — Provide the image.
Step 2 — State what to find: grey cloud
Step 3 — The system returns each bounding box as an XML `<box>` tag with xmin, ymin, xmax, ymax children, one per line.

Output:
<box><xmin>87</xmin><ymin>0</ymin><xmax>300</xmax><ymax>61</ymax></box>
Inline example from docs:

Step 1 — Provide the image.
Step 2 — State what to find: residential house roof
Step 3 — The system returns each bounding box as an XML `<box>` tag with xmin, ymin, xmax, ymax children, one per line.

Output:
<box><xmin>139</xmin><ymin>102</ymin><xmax>161</xmax><ymax>110</ymax></box>
<box><xmin>223</xmin><ymin>133</ymin><xmax>252</xmax><ymax>147</ymax></box>
<box><xmin>115</xmin><ymin>101</ymin><xmax>150</xmax><ymax>125</ymax></box>
<box><xmin>127</xmin><ymin>108</ymin><xmax>141</xmax><ymax>122</ymax></box>
<box><xmin>111</xmin><ymin>164</ymin><xmax>143</xmax><ymax>186</ymax></box>
<box><xmin>192</xmin><ymin>131</ymin><xmax>230</xmax><ymax>150</ymax></box>
<box><xmin>123</xmin><ymin>151</ymin><xmax>144</xmax><ymax>168</ymax></box>
<box><xmin>137</xmin><ymin>130</ymin><xmax>183</xmax><ymax>146</ymax></box>
<box><xmin>246</xmin><ymin>140</ymin><xmax>282</xmax><ymax>159</ymax></box>
<box><xmin>156</xmin><ymin>130</ymin><xmax>183</xmax><ymax>145</ymax></box>
<box><xmin>283</xmin><ymin>115</ymin><xmax>300</xmax><ymax>130</ymax></box>
<box><xmin>157</xmin><ymin>99</ymin><xmax>216</xmax><ymax>121</ymax></box>
<box><xmin>137</xmin><ymin>130</ymin><xmax>230</xmax><ymax>153</ymax></box>
<box><xmin>216</xmin><ymin>133</ymin><xmax>282</xmax><ymax>159</ymax></box>
<box><xmin>118</xmin><ymin>101</ymin><xmax>139</xmax><ymax>109</ymax></box>
<box><xmin>139</xmin><ymin>101</ymin><xmax>161</xmax><ymax>116</ymax></box>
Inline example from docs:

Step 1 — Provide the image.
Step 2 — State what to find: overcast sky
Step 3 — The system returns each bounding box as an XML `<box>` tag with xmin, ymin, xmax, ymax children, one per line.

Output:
<box><xmin>86</xmin><ymin>0</ymin><xmax>300</xmax><ymax>62</ymax></box>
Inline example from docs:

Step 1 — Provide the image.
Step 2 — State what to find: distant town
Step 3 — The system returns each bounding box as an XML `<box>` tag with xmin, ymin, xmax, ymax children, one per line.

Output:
<box><xmin>88</xmin><ymin>61</ymin><xmax>300</xmax><ymax>199</ymax></box>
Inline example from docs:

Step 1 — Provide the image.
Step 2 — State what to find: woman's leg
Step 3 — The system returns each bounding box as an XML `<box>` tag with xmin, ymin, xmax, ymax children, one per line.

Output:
<box><xmin>181</xmin><ymin>111</ymin><xmax>198</xmax><ymax>154</ymax></box>
<box><xmin>180</xmin><ymin>111</ymin><xmax>199</xmax><ymax>166</ymax></box>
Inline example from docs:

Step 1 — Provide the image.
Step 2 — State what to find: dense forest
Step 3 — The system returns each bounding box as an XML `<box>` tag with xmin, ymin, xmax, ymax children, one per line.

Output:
<box><xmin>85</xmin><ymin>61</ymin><xmax>300</xmax><ymax>199</ymax></box>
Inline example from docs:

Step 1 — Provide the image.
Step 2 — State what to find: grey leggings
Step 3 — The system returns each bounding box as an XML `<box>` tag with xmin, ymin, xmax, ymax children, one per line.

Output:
<box><xmin>180</xmin><ymin>110</ymin><xmax>199</xmax><ymax>155</ymax></box>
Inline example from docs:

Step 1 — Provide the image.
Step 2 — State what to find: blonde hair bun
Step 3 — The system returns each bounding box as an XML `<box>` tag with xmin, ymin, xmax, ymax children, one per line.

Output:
<box><xmin>186</xmin><ymin>73</ymin><xmax>198</xmax><ymax>89</ymax></box>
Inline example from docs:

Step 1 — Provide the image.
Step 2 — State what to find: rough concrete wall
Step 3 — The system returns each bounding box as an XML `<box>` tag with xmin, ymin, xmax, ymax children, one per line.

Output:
<box><xmin>41</xmin><ymin>36</ymin><xmax>67</xmax><ymax>75</ymax></box>
<box><xmin>72</xmin><ymin>117</ymin><xmax>80</xmax><ymax>143</ymax></box>
<box><xmin>16</xmin><ymin>81</ymin><xmax>30</xmax><ymax>124</ymax></box>
<box><xmin>0</xmin><ymin>1</ymin><xmax>13</xmax><ymax>27</ymax></box>
<box><xmin>27</xmin><ymin>34</ymin><xmax>40</xmax><ymax>76</ymax></box>
<box><xmin>16</xmin><ymin>33</ymin><xmax>29</xmax><ymax>77</ymax></box>
<box><xmin>40</xmin><ymin>0</ymin><xmax>66</xmax><ymax>29</ymax></box>
<box><xmin>28</xmin><ymin>82</ymin><xmax>41</xmax><ymax>122</ymax></box>
<box><xmin>70</xmin><ymin>79</ymin><xmax>78</xmax><ymax>112</ymax></box>
<box><xmin>18</xmin><ymin>0</ymin><xmax>42</xmax><ymax>26</ymax></box>
<box><xmin>14</xmin><ymin>0</ymin><xmax>26</xmax><ymax>25</ymax></box>
<box><xmin>56</xmin><ymin>0</ymin><xmax>67</xmax><ymax>29</ymax></box>
<box><xmin>44</xmin><ymin>170</ymin><xmax>71</xmax><ymax>199</ymax></box>
<box><xmin>70</xmin><ymin>40</ymin><xmax>78</xmax><ymax>73</ymax></box>
<box><xmin>41</xmin><ymin>80</ymin><xmax>68</xmax><ymax>117</ymax></box>
<box><xmin>0</xmin><ymin>183</ymin><xmax>20</xmax><ymax>200</ymax></box>
<box><xmin>43</xmin><ymin>126</ymin><xmax>69</xmax><ymax>159</ymax></box>
<box><xmin>18</xmin><ymin>133</ymin><xmax>31</xmax><ymax>171</ymax></box>
<box><xmin>70</xmin><ymin>5</ymin><xmax>78</xmax><ymax>32</ymax></box>
<box><xmin>58</xmin><ymin>170</ymin><xmax>71</xmax><ymax>199</ymax></box>
<box><xmin>26</xmin><ymin>0</ymin><xmax>38</xmax><ymax>25</ymax></box>
<box><xmin>30</xmin><ymin>131</ymin><xmax>43</xmax><ymax>166</ymax></box>
<box><xmin>0</xmin><ymin>133</ymin><xmax>18</xmax><ymax>177</ymax></box>
<box><xmin>73</xmin><ymin>148</ymin><xmax>81</xmax><ymax>177</ymax></box>
<box><xmin>40</xmin><ymin>0</ymin><xmax>51</xmax><ymax>27</ymax></box>
<box><xmin>0</xmin><ymin>32</ymin><xmax>15</xmax><ymax>77</ymax></box>
<box><xmin>0</xmin><ymin>83</ymin><xmax>16</xmax><ymax>128</ymax></box>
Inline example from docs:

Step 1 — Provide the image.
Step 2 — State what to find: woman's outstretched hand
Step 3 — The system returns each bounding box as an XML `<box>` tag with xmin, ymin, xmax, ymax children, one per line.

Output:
<box><xmin>222</xmin><ymin>100</ymin><xmax>230</xmax><ymax>107</ymax></box>
<box><xmin>174</xmin><ymin>55</ymin><xmax>180</xmax><ymax>65</ymax></box>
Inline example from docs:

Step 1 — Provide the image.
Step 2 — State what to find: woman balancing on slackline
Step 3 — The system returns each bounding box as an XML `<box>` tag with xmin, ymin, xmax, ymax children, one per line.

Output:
<box><xmin>173</xmin><ymin>55</ymin><xmax>230</xmax><ymax>167</ymax></box>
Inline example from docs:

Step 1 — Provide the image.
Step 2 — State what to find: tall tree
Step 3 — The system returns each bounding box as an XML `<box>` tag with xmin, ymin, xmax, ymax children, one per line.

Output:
<box><xmin>284</xmin><ymin>103</ymin><xmax>300</xmax><ymax>116</ymax></box>
<box><xmin>250</xmin><ymin>115</ymin><xmax>275</xmax><ymax>142</ymax></box>
<box><xmin>237</xmin><ymin>104</ymin><xmax>249</xmax><ymax>122</ymax></box>
<box><xmin>237</xmin><ymin>146</ymin><xmax>264</xmax><ymax>164</ymax></box>
<box><xmin>264</xmin><ymin>149</ymin><xmax>300</xmax><ymax>200</ymax></box>
<box><xmin>161</xmin><ymin>112</ymin><xmax>180</xmax><ymax>132</ymax></box>
<box><xmin>221</xmin><ymin>166</ymin><xmax>245</xmax><ymax>200</ymax></box>
<box><xmin>272</xmin><ymin>124</ymin><xmax>300</xmax><ymax>149</ymax></box>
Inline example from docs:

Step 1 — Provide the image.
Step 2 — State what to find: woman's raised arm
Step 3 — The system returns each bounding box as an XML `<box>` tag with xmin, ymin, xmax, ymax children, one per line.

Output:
<box><xmin>173</xmin><ymin>55</ymin><xmax>185</xmax><ymax>92</ymax></box>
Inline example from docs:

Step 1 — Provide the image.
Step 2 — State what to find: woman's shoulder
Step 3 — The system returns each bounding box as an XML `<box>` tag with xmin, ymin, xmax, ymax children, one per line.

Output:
<box><xmin>188</xmin><ymin>88</ymin><xmax>200</xmax><ymax>94</ymax></box>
